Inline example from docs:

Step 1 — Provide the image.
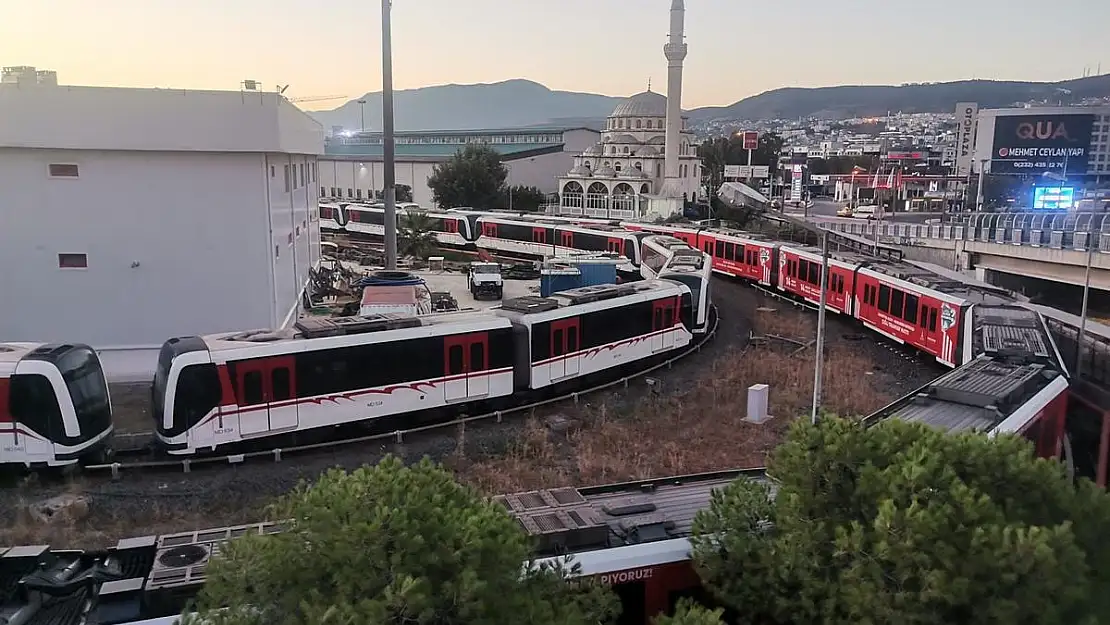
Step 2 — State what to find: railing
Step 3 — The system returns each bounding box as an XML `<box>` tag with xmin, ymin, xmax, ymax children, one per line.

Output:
<box><xmin>556</xmin><ymin>193</ymin><xmax>639</xmax><ymax>220</ymax></box>
<box><xmin>808</xmin><ymin>212</ymin><xmax>1110</xmax><ymax>253</ymax></box>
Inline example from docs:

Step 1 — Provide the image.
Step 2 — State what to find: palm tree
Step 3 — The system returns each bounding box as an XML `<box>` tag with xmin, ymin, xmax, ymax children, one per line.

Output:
<box><xmin>398</xmin><ymin>212</ymin><xmax>439</xmax><ymax>260</ymax></box>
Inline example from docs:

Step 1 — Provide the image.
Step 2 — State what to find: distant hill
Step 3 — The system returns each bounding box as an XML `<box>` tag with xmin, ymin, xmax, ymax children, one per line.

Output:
<box><xmin>688</xmin><ymin>75</ymin><xmax>1110</xmax><ymax>122</ymax></box>
<box><xmin>306</xmin><ymin>75</ymin><xmax>1110</xmax><ymax>132</ymax></box>
<box><xmin>308</xmin><ymin>79</ymin><xmax>622</xmax><ymax>131</ymax></box>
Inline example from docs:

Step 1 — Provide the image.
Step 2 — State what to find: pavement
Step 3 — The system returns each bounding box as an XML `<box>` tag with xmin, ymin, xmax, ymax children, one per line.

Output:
<box><xmin>781</xmin><ymin>199</ymin><xmax>946</xmax><ymax>225</ymax></box>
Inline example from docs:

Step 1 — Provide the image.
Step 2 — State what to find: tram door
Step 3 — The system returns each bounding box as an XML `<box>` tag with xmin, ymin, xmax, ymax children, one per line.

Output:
<box><xmin>235</xmin><ymin>356</ymin><xmax>297</xmax><ymax>436</ymax></box>
<box><xmin>443</xmin><ymin>333</ymin><xmax>491</xmax><ymax>403</ymax></box>
<box><xmin>652</xmin><ymin>299</ymin><xmax>677</xmax><ymax>352</ymax></box>
<box><xmin>549</xmin><ymin>318</ymin><xmax>581</xmax><ymax>381</ymax></box>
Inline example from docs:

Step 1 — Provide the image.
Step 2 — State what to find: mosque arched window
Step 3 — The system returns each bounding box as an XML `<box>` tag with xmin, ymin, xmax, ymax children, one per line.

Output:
<box><xmin>615</xmin><ymin>163</ymin><xmax>622</xmax><ymax>172</ymax></box>
<box><xmin>635</xmin><ymin>119</ymin><xmax>642</xmax><ymax>129</ymax></box>
<box><xmin>623</xmin><ymin>147</ymin><xmax>630</xmax><ymax>154</ymax></box>
<box><xmin>634</xmin><ymin>162</ymin><xmax>642</xmax><ymax>170</ymax></box>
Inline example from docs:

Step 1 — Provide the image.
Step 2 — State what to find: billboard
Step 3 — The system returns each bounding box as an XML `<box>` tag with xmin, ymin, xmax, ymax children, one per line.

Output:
<box><xmin>885</xmin><ymin>151</ymin><xmax>927</xmax><ymax>160</ymax></box>
<box><xmin>724</xmin><ymin>165</ymin><xmax>770</xmax><ymax>179</ymax></box>
<box><xmin>790</xmin><ymin>164</ymin><xmax>804</xmax><ymax>200</ymax></box>
<box><xmin>1033</xmin><ymin>186</ymin><xmax>1076</xmax><ymax>210</ymax></box>
<box><xmin>991</xmin><ymin>114</ymin><xmax>1094</xmax><ymax>175</ymax></box>
<box><xmin>742</xmin><ymin>131</ymin><xmax>759</xmax><ymax>151</ymax></box>
<box><xmin>954</xmin><ymin>102</ymin><xmax>978</xmax><ymax>176</ymax></box>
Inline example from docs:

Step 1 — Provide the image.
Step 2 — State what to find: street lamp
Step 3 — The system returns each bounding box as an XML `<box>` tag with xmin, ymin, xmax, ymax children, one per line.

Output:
<box><xmin>975</xmin><ymin>158</ymin><xmax>989</xmax><ymax>211</ymax></box>
<box><xmin>357</xmin><ymin>99</ymin><xmax>367</xmax><ymax>131</ymax></box>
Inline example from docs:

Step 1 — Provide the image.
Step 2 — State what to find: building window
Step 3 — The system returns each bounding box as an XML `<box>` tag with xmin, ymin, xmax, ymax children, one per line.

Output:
<box><xmin>48</xmin><ymin>163</ymin><xmax>79</xmax><ymax>178</ymax></box>
<box><xmin>348</xmin><ymin>188</ymin><xmax>353</xmax><ymax>198</ymax></box>
<box><xmin>283</xmin><ymin>165</ymin><xmax>290</xmax><ymax>192</ymax></box>
<box><xmin>300</xmin><ymin>164</ymin><xmax>306</xmax><ymax>187</ymax></box>
<box><xmin>270</xmin><ymin>165</ymin><xmax>275</xmax><ymax>178</ymax></box>
<box><xmin>58</xmin><ymin>253</ymin><xmax>87</xmax><ymax>269</ymax></box>
<box><xmin>321</xmin><ymin>186</ymin><xmax>326</xmax><ymax>196</ymax></box>
<box><xmin>615</xmin><ymin>163</ymin><xmax>622</xmax><ymax>172</ymax></box>
<box><xmin>356</xmin><ymin>189</ymin><xmax>363</xmax><ymax>199</ymax></box>
<box><xmin>635</xmin><ymin>119</ymin><xmax>642</xmax><ymax>129</ymax></box>
<box><xmin>331</xmin><ymin>187</ymin><xmax>337</xmax><ymax>196</ymax></box>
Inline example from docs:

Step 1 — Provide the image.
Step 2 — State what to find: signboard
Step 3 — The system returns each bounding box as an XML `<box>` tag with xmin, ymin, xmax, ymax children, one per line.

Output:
<box><xmin>885</xmin><ymin>151</ymin><xmax>927</xmax><ymax>160</ymax></box>
<box><xmin>954</xmin><ymin>102</ymin><xmax>978</xmax><ymax>176</ymax></box>
<box><xmin>724</xmin><ymin>165</ymin><xmax>771</xmax><ymax>179</ymax></box>
<box><xmin>742</xmin><ymin>131</ymin><xmax>759</xmax><ymax>151</ymax></box>
<box><xmin>991</xmin><ymin>114</ymin><xmax>1094</xmax><ymax>175</ymax></box>
<box><xmin>1033</xmin><ymin>186</ymin><xmax>1076</xmax><ymax>210</ymax></box>
<box><xmin>790</xmin><ymin>164</ymin><xmax>804</xmax><ymax>200</ymax></box>
<box><xmin>599</xmin><ymin>567</ymin><xmax>655</xmax><ymax>585</ymax></box>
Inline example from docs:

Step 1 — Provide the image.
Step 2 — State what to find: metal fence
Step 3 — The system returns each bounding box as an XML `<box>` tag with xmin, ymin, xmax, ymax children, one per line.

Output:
<box><xmin>809</xmin><ymin>212</ymin><xmax>1110</xmax><ymax>253</ymax></box>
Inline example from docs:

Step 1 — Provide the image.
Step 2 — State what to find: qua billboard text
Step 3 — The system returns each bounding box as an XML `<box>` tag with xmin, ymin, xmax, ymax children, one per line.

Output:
<box><xmin>991</xmin><ymin>114</ymin><xmax>1094</xmax><ymax>175</ymax></box>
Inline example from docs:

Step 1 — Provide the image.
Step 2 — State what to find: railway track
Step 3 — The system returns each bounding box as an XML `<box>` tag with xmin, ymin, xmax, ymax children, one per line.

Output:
<box><xmin>81</xmin><ymin>304</ymin><xmax>720</xmax><ymax>480</ymax></box>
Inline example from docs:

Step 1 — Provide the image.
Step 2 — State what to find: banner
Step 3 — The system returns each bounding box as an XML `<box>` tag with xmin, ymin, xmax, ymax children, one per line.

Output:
<box><xmin>790</xmin><ymin>164</ymin><xmax>804</xmax><ymax>200</ymax></box>
<box><xmin>991</xmin><ymin>114</ymin><xmax>1094</xmax><ymax>175</ymax></box>
<box><xmin>723</xmin><ymin>165</ymin><xmax>771</xmax><ymax>179</ymax></box>
<box><xmin>954</xmin><ymin>102</ymin><xmax>978</xmax><ymax>176</ymax></box>
<box><xmin>742</xmin><ymin>131</ymin><xmax>759</xmax><ymax>151</ymax></box>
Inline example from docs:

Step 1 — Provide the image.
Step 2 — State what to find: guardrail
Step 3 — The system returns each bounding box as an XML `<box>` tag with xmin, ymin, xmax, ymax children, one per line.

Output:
<box><xmin>809</xmin><ymin>212</ymin><xmax>1110</xmax><ymax>253</ymax></box>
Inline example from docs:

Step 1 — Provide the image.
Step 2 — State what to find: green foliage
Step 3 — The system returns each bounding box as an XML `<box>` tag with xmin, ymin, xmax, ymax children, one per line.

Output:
<box><xmin>184</xmin><ymin>456</ymin><xmax>617</xmax><ymax>625</ymax></box>
<box><xmin>653</xmin><ymin>599</ymin><xmax>724</xmax><ymax>625</ymax></box>
<box><xmin>398</xmin><ymin>212</ymin><xmax>439</xmax><ymax>260</ymax></box>
<box><xmin>395</xmin><ymin>184</ymin><xmax>414</xmax><ymax>203</ymax></box>
<box><xmin>691</xmin><ymin>417</ymin><xmax>1110</xmax><ymax>625</ymax></box>
<box><xmin>428</xmin><ymin>144</ymin><xmax>508</xmax><ymax>209</ymax></box>
<box><xmin>501</xmin><ymin>184</ymin><xmax>549</xmax><ymax>211</ymax></box>
<box><xmin>698</xmin><ymin>133</ymin><xmax>783</xmax><ymax>198</ymax></box>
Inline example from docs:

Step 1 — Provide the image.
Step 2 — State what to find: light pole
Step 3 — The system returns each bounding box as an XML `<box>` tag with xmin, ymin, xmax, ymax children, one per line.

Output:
<box><xmin>381</xmin><ymin>0</ymin><xmax>398</xmax><ymax>269</ymax></box>
<box><xmin>811</xmin><ymin>229</ymin><xmax>829</xmax><ymax>425</ymax></box>
<box><xmin>357</xmin><ymin>99</ymin><xmax>367</xmax><ymax>131</ymax></box>
<box><xmin>975</xmin><ymin>158</ymin><xmax>989</xmax><ymax>211</ymax></box>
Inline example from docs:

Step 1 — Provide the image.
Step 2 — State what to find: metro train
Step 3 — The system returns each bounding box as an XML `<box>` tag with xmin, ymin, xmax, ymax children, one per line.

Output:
<box><xmin>319</xmin><ymin>202</ymin><xmax>646</xmax><ymax>278</ymax></box>
<box><xmin>153</xmin><ymin>280</ymin><xmax>695</xmax><ymax>456</ymax></box>
<box><xmin>0</xmin><ymin>343</ymin><xmax>114</xmax><ymax>467</ymax></box>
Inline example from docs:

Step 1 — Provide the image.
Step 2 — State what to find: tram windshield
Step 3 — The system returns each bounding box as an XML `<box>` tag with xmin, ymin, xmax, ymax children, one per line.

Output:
<box><xmin>57</xmin><ymin>346</ymin><xmax>112</xmax><ymax>431</ymax></box>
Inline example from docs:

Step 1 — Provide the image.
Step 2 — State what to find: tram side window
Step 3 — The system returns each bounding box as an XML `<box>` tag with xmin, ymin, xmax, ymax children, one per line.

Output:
<box><xmin>175</xmin><ymin>364</ymin><xmax>221</xmax><ymax>426</ymax></box>
<box><xmin>928</xmin><ymin>308</ymin><xmax>938</xmax><ymax>332</ymax></box>
<box><xmin>272</xmin><ymin>368</ymin><xmax>292</xmax><ymax>401</ymax></box>
<box><xmin>9</xmin><ymin>374</ymin><xmax>62</xmax><ymax>438</ymax></box>
<box><xmin>920</xmin><ymin>304</ymin><xmax>929</xmax><ymax>327</ymax></box>
<box><xmin>905</xmin><ymin>294</ymin><xmax>919</xmax><ymax>325</ymax></box>
<box><xmin>724</xmin><ymin>242</ymin><xmax>734</xmax><ymax>261</ymax></box>
<box><xmin>243</xmin><ymin>371</ymin><xmax>264</xmax><ymax>405</ymax></box>
<box><xmin>715</xmin><ymin>240</ymin><xmax>725</xmax><ymax>258</ymax></box>
<box><xmin>890</xmin><ymin>289</ymin><xmax>904</xmax><ymax>318</ymax></box>
<box><xmin>807</xmin><ymin>261</ymin><xmax>819</xmax><ymax>285</ymax></box>
<box><xmin>878</xmin><ymin>284</ymin><xmax>891</xmax><ymax>312</ymax></box>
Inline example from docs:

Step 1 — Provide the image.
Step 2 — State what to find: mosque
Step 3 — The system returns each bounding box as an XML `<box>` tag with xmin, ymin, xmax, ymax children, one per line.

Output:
<box><xmin>557</xmin><ymin>0</ymin><xmax>701</xmax><ymax>219</ymax></box>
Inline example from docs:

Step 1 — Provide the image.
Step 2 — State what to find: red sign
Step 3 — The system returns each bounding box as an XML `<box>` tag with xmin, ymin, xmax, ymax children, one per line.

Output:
<box><xmin>885</xmin><ymin>151</ymin><xmax>926</xmax><ymax>160</ymax></box>
<box><xmin>599</xmin><ymin>566</ymin><xmax>656</xmax><ymax>585</ymax></box>
<box><xmin>742</xmin><ymin>131</ymin><xmax>759</xmax><ymax>151</ymax></box>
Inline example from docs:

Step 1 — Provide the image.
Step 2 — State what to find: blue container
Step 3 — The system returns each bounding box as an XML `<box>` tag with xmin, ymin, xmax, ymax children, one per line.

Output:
<box><xmin>540</xmin><ymin>266</ymin><xmax>581</xmax><ymax>297</ymax></box>
<box><xmin>575</xmin><ymin>261</ymin><xmax>617</xmax><ymax>287</ymax></box>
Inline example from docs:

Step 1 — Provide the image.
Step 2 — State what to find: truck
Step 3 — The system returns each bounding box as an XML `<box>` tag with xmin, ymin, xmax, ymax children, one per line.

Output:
<box><xmin>468</xmin><ymin>262</ymin><xmax>503</xmax><ymax>300</ymax></box>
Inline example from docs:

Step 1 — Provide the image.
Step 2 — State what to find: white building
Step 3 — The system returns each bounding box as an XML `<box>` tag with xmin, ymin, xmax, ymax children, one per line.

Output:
<box><xmin>1</xmin><ymin>66</ymin><xmax>57</xmax><ymax>87</ymax></box>
<box><xmin>0</xmin><ymin>85</ymin><xmax>325</xmax><ymax>380</ymax></box>
<box><xmin>318</xmin><ymin>127</ymin><xmax>600</xmax><ymax>207</ymax></box>
<box><xmin>555</xmin><ymin>91</ymin><xmax>701</xmax><ymax>218</ymax></box>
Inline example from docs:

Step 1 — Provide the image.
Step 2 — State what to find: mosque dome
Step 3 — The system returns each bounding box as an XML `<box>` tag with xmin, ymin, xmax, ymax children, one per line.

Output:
<box><xmin>594</xmin><ymin>166</ymin><xmax>617</xmax><ymax>177</ymax></box>
<box><xmin>607</xmin><ymin>134</ymin><xmax>641</xmax><ymax>145</ymax></box>
<box><xmin>610</xmin><ymin>91</ymin><xmax>668</xmax><ymax>117</ymax></box>
<box><xmin>635</xmin><ymin>145</ymin><xmax>660</xmax><ymax>157</ymax></box>
<box><xmin>569</xmin><ymin>164</ymin><xmax>593</xmax><ymax>176</ymax></box>
<box><xmin>583</xmin><ymin>144</ymin><xmax>605</xmax><ymax>156</ymax></box>
<box><xmin>619</xmin><ymin>167</ymin><xmax>648</xmax><ymax>179</ymax></box>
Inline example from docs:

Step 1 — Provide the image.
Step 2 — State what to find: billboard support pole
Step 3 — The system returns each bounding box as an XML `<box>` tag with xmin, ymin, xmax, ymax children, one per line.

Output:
<box><xmin>811</xmin><ymin>229</ymin><xmax>829</xmax><ymax>425</ymax></box>
<box><xmin>1076</xmin><ymin>245</ymin><xmax>1093</xmax><ymax>380</ymax></box>
<box><xmin>975</xmin><ymin>159</ymin><xmax>987</xmax><ymax>211</ymax></box>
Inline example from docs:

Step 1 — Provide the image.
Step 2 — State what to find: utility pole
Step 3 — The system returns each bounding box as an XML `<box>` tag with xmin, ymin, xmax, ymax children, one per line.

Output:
<box><xmin>811</xmin><ymin>229</ymin><xmax>829</xmax><ymax>425</ymax></box>
<box><xmin>381</xmin><ymin>0</ymin><xmax>398</xmax><ymax>269</ymax></box>
<box><xmin>1075</xmin><ymin>245</ymin><xmax>1094</xmax><ymax>379</ymax></box>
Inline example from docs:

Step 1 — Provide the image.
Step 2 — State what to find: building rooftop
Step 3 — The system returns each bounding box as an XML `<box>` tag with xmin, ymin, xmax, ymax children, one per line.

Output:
<box><xmin>324</xmin><ymin>141</ymin><xmax>564</xmax><ymax>160</ymax></box>
<box><xmin>0</xmin><ymin>85</ymin><xmax>324</xmax><ymax>154</ymax></box>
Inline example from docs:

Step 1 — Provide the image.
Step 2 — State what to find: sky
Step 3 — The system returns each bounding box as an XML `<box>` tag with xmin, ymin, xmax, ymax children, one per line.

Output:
<box><xmin>4</xmin><ymin>0</ymin><xmax>1108</xmax><ymax>110</ymax></box>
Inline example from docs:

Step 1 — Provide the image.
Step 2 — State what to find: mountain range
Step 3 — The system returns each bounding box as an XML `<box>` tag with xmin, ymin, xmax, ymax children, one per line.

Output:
<box><xmin>307</xmin><ymin>76</ymin><xmax>1110</xmax><ymax>131</ymax></box>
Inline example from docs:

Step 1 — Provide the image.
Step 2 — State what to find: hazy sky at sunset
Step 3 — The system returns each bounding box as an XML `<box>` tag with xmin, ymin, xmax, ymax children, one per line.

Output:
<box><xmin>5</xmin><ymin>0</ymin><xmax>1107</xmax><ymax>110</ymax></box>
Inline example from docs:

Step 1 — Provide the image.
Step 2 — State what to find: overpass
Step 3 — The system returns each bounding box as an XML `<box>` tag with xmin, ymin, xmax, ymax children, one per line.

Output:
<box><xmin>803</xmin><ymin>212</ymin><xmax>1110</xmax><ymax>293</ymax></box>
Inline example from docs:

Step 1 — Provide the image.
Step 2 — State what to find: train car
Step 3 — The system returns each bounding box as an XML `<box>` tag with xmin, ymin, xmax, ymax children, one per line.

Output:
<box><xmin>639</xmin><ymin>236</ymin><xmax>713</xmax><ymax>334</ymax></box>
<box><xmin>853</xmin><ymin>260</ymin><xmax>1013</xmax><ymax>368</ymax></box>
<box><xmin>493</xmin><ymin>281</ymin><xmax>693</xmax><ymax>390</ymax></box>
<box><xmin>552</xmin><ymin>224</ymin><xmax>645</xmax><ymax>278</ymax></box>
<box><xmin>694</xmin><ymin>229</ymin><xmax>778</xmax><ymax>286</ymax></box>
<box><xmin>420</xmin><ymin>210</ymin><xmax>475</xmax><ymax>248</ymax></box>
<box><xmin>0</xmin><ymin>342</ymin><xmax>114</xmax><ymax>467</ymax></box>
<box><xmin>775</xmin><ymin>245</ymin><xmax>872</xmax><ymax>314</ymax></box>
<box><xmin>318</xmin><ymin>201</ymin><xmax>346</xmax><ymax>232</ymax></box>
<box><xmin>864</xmin><ymin>305</ymin><xmax>1070</xmax><ymax>460</ymax></box>
<box><xmin>474</xmin><ymin>218</ymin><xmax>644</xmax><ymax>278</ymax></box>
<box><xmin>152</xmin><ymin>313</ymin><xmax>516</xmax><ymax>455</ymax></box>
<box><xmin>344</xmin><ymin>202</ymin><xmax>394</xmax><ymax>238</ymax></box>
<box><xmin>475</xmin><ymin>214</ymin><xmax>560</xmax><ymax>258</ymax></box>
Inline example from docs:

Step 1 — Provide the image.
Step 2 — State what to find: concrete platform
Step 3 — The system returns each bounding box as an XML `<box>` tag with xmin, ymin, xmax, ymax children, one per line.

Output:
<box><xmin>412</xmin><ymin>269</ymin><xmax>540</xmax><ymax>312</ymax></box>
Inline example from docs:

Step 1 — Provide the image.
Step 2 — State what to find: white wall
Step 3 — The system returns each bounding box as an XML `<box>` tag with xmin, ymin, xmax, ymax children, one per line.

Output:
<box><xmin>318</xmin><ymin>159</ymin><xmax>438</xmax><ymax>206</ymax></box>
<box><xmin>0</xmin><ymin>148</ymin><xmax>316</xmax><ymax>379</ymax></box>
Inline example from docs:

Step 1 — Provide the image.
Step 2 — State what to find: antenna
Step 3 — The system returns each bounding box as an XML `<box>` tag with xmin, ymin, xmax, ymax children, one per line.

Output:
<box><xmin>279</xmin><ymin>84</ymin><xmax>290</xmax><ymax>95</ymax></box>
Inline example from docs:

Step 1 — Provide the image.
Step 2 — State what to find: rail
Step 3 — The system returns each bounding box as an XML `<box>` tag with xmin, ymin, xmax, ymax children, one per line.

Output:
<box><xmin>86</xmin><ymin>305</ymin><xmax>721</xmax><ymax>478</ymax></box>
<box><xmin>807</xmin><ymin>211</ymin><xmax>1110</xmax><ymax>253</ymax></box>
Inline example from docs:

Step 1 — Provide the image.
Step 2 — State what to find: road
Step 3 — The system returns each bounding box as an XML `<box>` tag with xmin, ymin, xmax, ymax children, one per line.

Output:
<box><xmin>781</xmin><ymin>199</ymin><xmax>945</xmax><ymax>225</ymax></box>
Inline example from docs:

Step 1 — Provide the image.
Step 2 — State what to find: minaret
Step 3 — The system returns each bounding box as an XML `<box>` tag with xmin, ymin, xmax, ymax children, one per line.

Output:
<box><xmin>660</xmin><ymin>0</ymin><xmax>687</xmax><ymax>198</ymax></box>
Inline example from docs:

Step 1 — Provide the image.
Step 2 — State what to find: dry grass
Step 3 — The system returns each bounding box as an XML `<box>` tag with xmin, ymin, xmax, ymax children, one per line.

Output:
<box><xmin>461</xmin><ymin>306</ymin><xmax>894</xmax><ymax>494</ymax></box>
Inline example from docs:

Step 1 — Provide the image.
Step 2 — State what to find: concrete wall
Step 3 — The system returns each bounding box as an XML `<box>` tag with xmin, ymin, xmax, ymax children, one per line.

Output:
<box><xmin>0</xmin><ymin>147</ymin><xmax>316</xmax><ymax>380</ymax></box>
<box><xmin>317</xmin><ymin>159</ymin><xmax>438</xmax><ymax>206</ymax></box>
